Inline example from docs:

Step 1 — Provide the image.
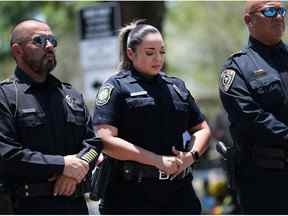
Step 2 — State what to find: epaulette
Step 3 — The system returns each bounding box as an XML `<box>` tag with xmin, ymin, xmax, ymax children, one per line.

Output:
<box><xmin>160</xmin><ymin>72</ymin><xmax>179</xmax><ymax>83</ymax></box>
<box><xmin>62</xmin><ymin>82</ymin><xmax>72</xmax><ymax>88</ymax></box>
<box><xmin>229</xmin><ymin>50</ymin><xmax>246</xmax><ymax>58</ymax></box>
<box><xmin>115</xmin><ymin>70</ymin><xmax>130</xmax><ymax>79</ymax></box>
<box><xmin>160</xmin><ymin>71</ymin><xmax>168</xmax><ymax>77</ymax></box>
<box><xmin>0</xmin><ymin>78</ymin><xmax>14</xmax><ymax>85</ymax></box>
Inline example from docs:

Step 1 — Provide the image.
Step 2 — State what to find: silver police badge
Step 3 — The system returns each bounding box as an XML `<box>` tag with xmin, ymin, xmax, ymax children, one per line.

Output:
<box><xmin>95</xmin><ymin>84</ymin><xmax>114</xmax><ymax>106</ymax></box>
<box><xmin>220</xmin><ymin>69</ymin><xmax>236</xmax><ymax>92</ymax></box>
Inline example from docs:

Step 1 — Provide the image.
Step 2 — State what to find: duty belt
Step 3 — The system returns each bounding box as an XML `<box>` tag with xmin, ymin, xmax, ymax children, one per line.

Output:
<box><xmin>12</xmin><ymin>181</ymin><xmax>88</xmax><ymax>198</ymax></box>
<box><xmin>119</xmin><ymin>161</ymin><xmax>192</xmax><ymax>182</ymax></box>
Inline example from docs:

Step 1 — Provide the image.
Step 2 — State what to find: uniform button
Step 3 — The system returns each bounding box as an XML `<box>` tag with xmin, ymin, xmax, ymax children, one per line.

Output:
<box><xmin>25</xmin><ymin>192</ymin><xmax>29</xmax><ymax>197</ymax></box>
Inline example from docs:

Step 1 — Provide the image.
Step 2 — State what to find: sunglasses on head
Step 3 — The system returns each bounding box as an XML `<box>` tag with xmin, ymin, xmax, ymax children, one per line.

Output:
<box><xmin>260</xmin><ymin>7</ymin><xmax>287</xmax><ymax>17</ymax></box>
<box><xmin>31</xmin><ymin>34</ymin><xmax>58</xmax><ymax>48</ymax></box>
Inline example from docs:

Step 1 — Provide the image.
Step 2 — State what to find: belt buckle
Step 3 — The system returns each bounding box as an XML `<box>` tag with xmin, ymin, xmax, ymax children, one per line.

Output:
<box><xmin>159</xmin><ymin>170</ymin><xmax>170</xmax><ymax>180</ymax></box>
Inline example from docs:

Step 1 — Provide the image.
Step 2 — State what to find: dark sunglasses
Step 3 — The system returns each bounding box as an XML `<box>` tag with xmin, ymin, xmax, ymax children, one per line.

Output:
<box><xmin>260</xmin><ymin>7</ymin><xmax>287</xmax><ymax>17</ymax></box>
<box><xmin>31</xmin><ymin>34</ymin><xmax>58</xmax><ymax>48</ymax></box>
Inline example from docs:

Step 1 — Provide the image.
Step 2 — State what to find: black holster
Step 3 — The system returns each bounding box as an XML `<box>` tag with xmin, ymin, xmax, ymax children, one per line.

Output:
<box><xmin>216</xmin><ymin>141</ymin><xmax>238</xmax><ymax>190</ymax></box>
<box><xmin>90</xmin><ymin>157</ymin><xmax>112</xmax><ymax>201</ymax></box>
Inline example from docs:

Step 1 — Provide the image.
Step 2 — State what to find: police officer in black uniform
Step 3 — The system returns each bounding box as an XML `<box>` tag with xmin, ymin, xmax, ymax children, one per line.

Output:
<box><xmin>0</xmin><ymin>19</ymin><xmax>102</xmax><ymax>214</ymax></box>
<box><xmin>219</xmin><ymin>0</ymin><xmax>288</xmax><ymax>213</ymax></box>
<box><xmin>93</xmin><ymin>20</ymin><xmax>211</xmax><ymax>214</ymax></box>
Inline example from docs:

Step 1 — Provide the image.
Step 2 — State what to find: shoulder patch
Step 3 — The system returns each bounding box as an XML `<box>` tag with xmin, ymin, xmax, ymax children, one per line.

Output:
<box><xmin>116</xmin><ymin>70</ymin><xmax>129</xmax><ymax>79</ymax></box>
<box><xmin>95</xmin><ymin>83</ymin><xmax>114</xmax><ymax>106</ymax></box>
<box><xmin>220</xmin><ymin>69</ymin><xmax>236</xmax><ymax>92</ymax></box>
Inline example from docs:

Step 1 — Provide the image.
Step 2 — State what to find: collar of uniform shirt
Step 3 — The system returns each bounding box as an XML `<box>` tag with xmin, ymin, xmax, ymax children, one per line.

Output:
<box><xmin>14</xmin><ymin>66</ymin><xmax>62</xmax><ymax>92</ymax></box>
<box><xmin>130</xmin><ymin>66</ymin><xmax>161</xmax><ymax>83</ymax></box>
<box><xmin>249</xmin><ymin>36</ymin><xmax>286</xmax><ymax>56</ymax></box>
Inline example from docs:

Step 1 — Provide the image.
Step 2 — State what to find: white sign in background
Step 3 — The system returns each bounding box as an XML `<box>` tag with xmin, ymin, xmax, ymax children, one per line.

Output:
<box><xmin>80</xmin><ymin>37</ymin><xmax>119</xmax><ymax>101</ymax></box>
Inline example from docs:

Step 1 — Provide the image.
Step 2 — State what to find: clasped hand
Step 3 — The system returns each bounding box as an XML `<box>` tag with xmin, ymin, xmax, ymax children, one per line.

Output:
<box><xmin>63</xmin><ymin>155</ymin><xmax>89</xmax><ymax>183</ymax></box>
<box><xmin>49</xmin><ymin>175</ymin><xmax>78</xmax><ymax>196</ymax></box>
<box><xmin>157</xmin><ymin>146</ymin><xmax>194</xmax><ymax>178</ymax></box>
<box><xmin>49</xmin><ymin>154</ymin><xmax>89</xmax><ymax>197</ymax></box>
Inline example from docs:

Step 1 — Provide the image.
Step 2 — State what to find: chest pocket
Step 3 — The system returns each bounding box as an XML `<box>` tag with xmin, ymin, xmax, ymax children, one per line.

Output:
<box><xmin>16</xmin><ymin>111</ymin><xmax>46</xmax><ymax>128</ymax></box>
<box><xmin>16</xmin><ymin>111</ymin><xmax>47</xmax><ymax>150</ymax></box>
<box><xmin>173</xmin><ymin>100</ymin><xmax>191</xmax><ymax>132</ymax></box>
<box><xmin>65</xmin><ymin>100</ymin><xmax>86</xmax><ymax>126</ymax></box>
<box><xmin>123</xmin><ymin>96</ymin><xmax>156</xmax><ymax>130</ymax></box>
<box><xmin>249</xmin><ymin>75</ymin><xmax>285</xmax><ymax>109</ymax></box>
<box><xmin>125</xmin><ymin>97</ymin><xmax>156</xmax><ymax>109</ymax></box>
<box><xmin>172</xmin><ymin>87</ymin><xmax>190</xmax><ymax>112</ymax></box>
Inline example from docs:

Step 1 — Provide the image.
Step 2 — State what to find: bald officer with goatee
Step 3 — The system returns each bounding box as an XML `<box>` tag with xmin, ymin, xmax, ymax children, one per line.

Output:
<box><xmin>0</xmin><ymin>19</ymin><xmax>102</xmax><ymax>214</ymax></box>
<box><xmin>219</xmin><ymin>0</ymin><xmax>288</xmax><ymax>213</ymax></box>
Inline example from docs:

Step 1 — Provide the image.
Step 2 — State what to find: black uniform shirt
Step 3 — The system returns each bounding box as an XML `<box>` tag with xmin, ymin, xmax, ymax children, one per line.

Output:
<box><xmin>93</xmin><ymin>68</ymin><xmax>204</xmax><ymax>155</ymax></box>
<box><xmin>219</xmin><ymin>37</ymin><xmax>288</xmax><ymax>152</ymax></box>
<box><xmin>0</xmin><ymin>67</ymin><xmax>102</xmax><ymax>183</ymax></box>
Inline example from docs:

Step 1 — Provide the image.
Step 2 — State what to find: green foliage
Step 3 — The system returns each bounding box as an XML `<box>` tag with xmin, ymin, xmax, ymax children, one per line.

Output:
<box><xmin>0</xmin><ymin>1</ymin><xmax>100</xmax><ymax>80</ymax></box>
<box><xmin>165</xmin><ymin>1</ymin><xmax>246</xmax><ymax>99</ymax></box>
<box><xmin>165</xmin><ymin>1</ymin><xmax>288</xmax><ymax>118</ymax></box>
<box><xmin>0</xmin><ymin>2</ymin><xmax>41</xmax><ymax>57</ymax></box>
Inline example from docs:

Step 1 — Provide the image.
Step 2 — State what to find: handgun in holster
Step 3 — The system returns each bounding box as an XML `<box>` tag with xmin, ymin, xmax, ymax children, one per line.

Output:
<box><xmin>216</xmin><ymin>141</ymin><xmax>238</xmax><ymax>190</ymax></box>
<box><xmin>90</xmin><ymin>156</ymin><xmax>112</xmax><ymax>201</ymax></box>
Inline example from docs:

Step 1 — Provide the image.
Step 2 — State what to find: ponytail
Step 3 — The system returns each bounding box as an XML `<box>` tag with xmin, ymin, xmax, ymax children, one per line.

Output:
<box><xmin>118</xmin><ymin>19</ymin><xmax>159</xmax><ymax>71</ymax></box>
<box><xmin>118</xmin><ymin>21</ymin><xmax>137</xmax><ymax>71</ymax></box>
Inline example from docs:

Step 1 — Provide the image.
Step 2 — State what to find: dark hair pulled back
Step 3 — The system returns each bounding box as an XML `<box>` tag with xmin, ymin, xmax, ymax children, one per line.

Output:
<box><xmin>118</xmin><ymin>19</ymin><xmax>160</xmax><ymax>70</ymax></box>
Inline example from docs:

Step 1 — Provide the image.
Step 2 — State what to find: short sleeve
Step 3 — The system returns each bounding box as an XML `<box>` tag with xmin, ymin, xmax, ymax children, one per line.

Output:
<box><xmin>92</xmin><ymin>79</ymin><xmax>121</xmax><ymax>128</ymax></box>
<box><xmin>187</xmin><ymin>93</ymin><xmax>205</xmax><ymax>128</ymax></box>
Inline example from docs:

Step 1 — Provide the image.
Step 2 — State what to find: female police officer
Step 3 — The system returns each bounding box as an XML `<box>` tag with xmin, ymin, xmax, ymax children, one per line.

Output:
<box><xmin>93</xmin><ymin>20</ymin><xmax>211</xmax><ymax>214</ymax></box>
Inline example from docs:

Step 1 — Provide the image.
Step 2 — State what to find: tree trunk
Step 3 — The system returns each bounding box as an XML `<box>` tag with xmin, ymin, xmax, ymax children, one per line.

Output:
<box><xmin>119</xmin><ymin>1</ymin><xmax>166</xmax><ymax>33</ymax></box>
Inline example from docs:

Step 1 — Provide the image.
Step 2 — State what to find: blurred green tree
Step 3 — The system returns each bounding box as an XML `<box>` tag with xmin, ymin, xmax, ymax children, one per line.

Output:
<box><xmin>0</xmin><ymin>1</ymin><xmax>95</xmax><ymax>79</ymax></box>
<box><xmin>165</xmin><ymin>1</ymin><xmax>246</xmax><ymax>97</ymax></box>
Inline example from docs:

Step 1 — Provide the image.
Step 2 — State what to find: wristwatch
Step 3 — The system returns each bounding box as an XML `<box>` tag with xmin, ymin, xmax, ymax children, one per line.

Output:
<box><xmin>190</xmin><ymin>150</ymin><xmax>199</xmax><ymax>162</ymax></box>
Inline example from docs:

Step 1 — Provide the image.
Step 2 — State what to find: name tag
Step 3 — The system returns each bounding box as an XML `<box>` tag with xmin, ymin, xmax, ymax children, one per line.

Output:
<box><xmin>130</xmin><ymin>91</ymin><xmax>148</xmax><ymax>97</ymax></box>
<box><xmin>22</xmin><ymin>108</ymin><xmax>36</xmax><ymax>113</ymax></box>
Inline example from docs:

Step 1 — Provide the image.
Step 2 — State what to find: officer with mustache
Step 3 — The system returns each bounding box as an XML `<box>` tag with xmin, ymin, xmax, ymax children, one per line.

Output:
<box><xmin>0</xmin><ymin>19</ymin><xmax>102</xmax><ymax>214</ymax></box>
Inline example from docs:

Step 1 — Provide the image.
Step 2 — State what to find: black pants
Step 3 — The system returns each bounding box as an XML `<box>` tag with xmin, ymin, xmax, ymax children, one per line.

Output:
<box><xmin>0</xmin><ymin>193</ymin><xmax>14</xmax><ymax>213</ymax></box>
<box><xmin>99</xmin><ymin>177</ymin><xmax>201</xmax><ymax>215</ymax></box>
<box><xmin>14</xmin><ymin>196</ymin><xmax>88</xmax><ymax>215</ymax></box>
<box><xmin>238</xmin><ymin>170</ymin><xmax>288</xmax><ymax>214</ymax></box>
